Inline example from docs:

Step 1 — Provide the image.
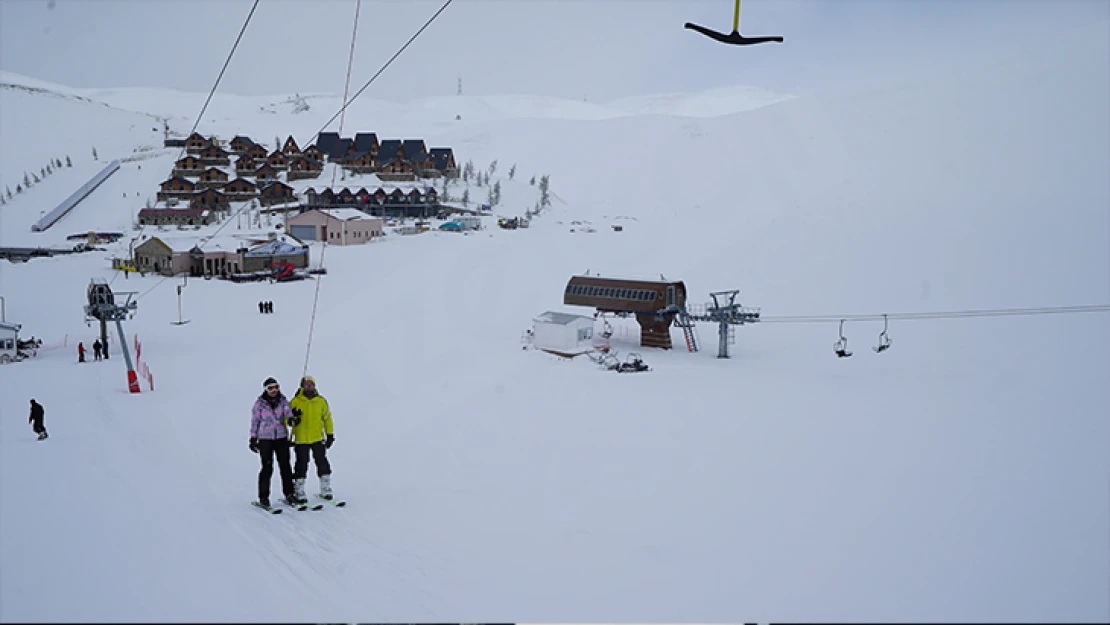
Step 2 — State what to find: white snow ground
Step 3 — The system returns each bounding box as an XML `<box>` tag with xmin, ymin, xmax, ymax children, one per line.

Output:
<box><xmin>0</xmin><ymin>14</ymin><xmax>1108</xmax><ymax>625</ymax></box>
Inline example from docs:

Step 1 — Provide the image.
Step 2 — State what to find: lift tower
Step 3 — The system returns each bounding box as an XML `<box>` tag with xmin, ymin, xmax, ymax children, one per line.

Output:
<box><xmin>84</xmin><ymin>278</ymin><xmax>142</xmax><ymax>392</ymax></box>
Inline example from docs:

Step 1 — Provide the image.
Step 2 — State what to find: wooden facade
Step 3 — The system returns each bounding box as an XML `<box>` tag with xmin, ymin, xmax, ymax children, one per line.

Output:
<box><xmin>286</xmin><ymin>156</ymin><xmax>323</xmax><ymax>180</ymax></box>
<box><xmin>235</xmin><ymin>156</ymin><xmax>258</xmax><ymax>174</ymax></box>
<box><xmin>222</xmin><ymin>178</ymin><xmax>259</xmax><ymax>200</ymax></box>
<box><xmin>191</xmin><ymin>188</ymin><xmax>229</xmax><ymax>209</ymax></box>
<box><xmin>172</xmin><ymin>155</ymin><xmax>205</xmax><ymax>177</ymax></box>
<box><xmin>197</xmin><ymin>144</ymin><xmax>231</xmax><ymax>166</ymax></box>
<box><xmin>266</xmin><ymin>150</ymin><xmax>288</xmax><ymax>171</ymax></box>
<box><xmin>254</xmin><ymin>164</ymin><xmax>278</xmax><ymax>183</ymax></box>
<box><xmin>258</xmin><ymin>181</ymin><xmax>297</xmax><ymax>206</ymax></box>
<box><xmin>229</xmin><ymin>135</ymin><xmax>256</xmax><ymax>154</ymax></box>
<box><xmin>563</xmin><ymin>276</ymin><xmax>688</xmax><ymax>349</ymax></box>
<box><xmin>196</xmin><ymin>167</ymin><xmax>230</xmax><ymax>189</ymax></box>
<box><xmin>282</xmin><ymin>136</ymin><xmax>301</xmax><ymax>156</ymax></box>
<box><xmin>245</xmin><ymin>144</ymin><xmax>269</xmax><ymax>161</ymax></box>
<box><xmin>185</xmin><ymin>132</ymin><xmax>210</xmax><ymax>154</ymax></box>
<box><xmin>157</xmin><ymin>177</ymin><xmax>196</xmax><ymax>200</ymax></box>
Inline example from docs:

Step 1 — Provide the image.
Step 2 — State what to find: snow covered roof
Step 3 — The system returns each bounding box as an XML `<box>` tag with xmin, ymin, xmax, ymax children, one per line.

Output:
<box><xmin>0</xmin><ymin>321</ymin><xmax>21</xmax><ymax>333</ymax></box>
<box><xmin>318</xmin><ymin>208</ymin><xmax>373</xmax><ymax>221</ymax></box>
<box><xmin>534</xmin><ymin>311</ymin><xmax>594</xmax><ymax>325</ymax></box>
<box><xmin>244</xmin><ymin>240</ymin><xmax>307</xmax><ymax>257</ymax></box>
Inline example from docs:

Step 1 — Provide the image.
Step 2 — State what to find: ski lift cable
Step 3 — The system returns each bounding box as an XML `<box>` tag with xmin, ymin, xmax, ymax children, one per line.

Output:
<box><xmin>300</xmin><ymin>0</ymin><xmax>453</xmax><ymax>377</ymax></box>
<box><xmin>300</xmin><ymin>0</ymin><xmax>456</xmax><ymax>151</ymax></box>
<box><xmin>302</xmin><ymin>0</ymin><xmax>363</xmax><ymax>379</ymax></box>
<box><xmin>760</xmin><ymin>304</ymin><xmax>1110</xmax><ymax>324</ymax></box>
<box><xmin>132</xmin><ymin>1</ymin><xmax>262</xmax><ymax>301</ymax></box>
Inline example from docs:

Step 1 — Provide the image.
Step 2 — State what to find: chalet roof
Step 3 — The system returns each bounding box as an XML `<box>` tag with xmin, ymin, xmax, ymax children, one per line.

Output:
<box><xmin>232</xmin><ymin>135</ymin><xmax>256</xmax><ymax>146</ymax></box>
<box><xmin>288</xmin><ymin>155</ymin><xmax>325</xmax><ymax>167</ymax></box>
<box><xmin>316</xmin><ymin>132</ymin><xmax>340</xmax><ymax>158</ymax></box>
<box><xmin>402</xmin><ymin>139</ymin><xmax>427</xmax><ymax>156</ymax></box>
<box><xmin>378</xmin><ymin>140</ymin><xmax>402</xmax><ymax>161</ymax></box>
<box><xmin>353</xmin><ymin>132</ymin><xmax>378</xmax><ymax>152</ymax></box>
<box><xmin>429</xmin><ymin>148</ymin><xmax>454</xmax><ymax>169</ymax></box>
<box><xmin>162</xmin><ymin>177</ymin><xmax>195</xmax><ymax>186</ymax></box>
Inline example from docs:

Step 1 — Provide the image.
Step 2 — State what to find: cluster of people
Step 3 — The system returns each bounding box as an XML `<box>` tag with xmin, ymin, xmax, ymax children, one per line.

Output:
<box><xmin>249</xmin><ymin>374</ymin><xmax>336</xmax><ymax>508</ymax></box>
<box><xmin>76</xmin><ymin>338</ymin><xmax>109</xmax><ymax>363</ymax></box>
<box><xmin>258</xmin><ymin>301</ymin><xmax>275</xmax><ymax>314</ymax></box>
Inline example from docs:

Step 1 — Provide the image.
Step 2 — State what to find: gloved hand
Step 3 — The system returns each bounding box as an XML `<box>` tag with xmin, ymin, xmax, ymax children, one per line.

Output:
<box><xmin>291</xmin><ymin>407</ymin><xmax>302</xmax><ymax>417</ymax></box>
<box><xmin>286</xmin><ymin>416</ymin><xmax>301</xmax><ymax>427</ymax></box>
<box><xmin>249</xmin><ymin>438</ymin><xmax>259</xmax><ymax>453</ymax></box>
<box><xmin>326</xmin><ymin>434</ymin><xmax>334</xmax><ymax>449</ymax></box>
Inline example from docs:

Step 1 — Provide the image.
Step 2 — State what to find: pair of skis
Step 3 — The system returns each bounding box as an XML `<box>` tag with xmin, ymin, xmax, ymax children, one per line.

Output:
<box><xmin>251</xmin><ymin>494</ymin><xmax>345</xmax><ymax>514</ymax></box>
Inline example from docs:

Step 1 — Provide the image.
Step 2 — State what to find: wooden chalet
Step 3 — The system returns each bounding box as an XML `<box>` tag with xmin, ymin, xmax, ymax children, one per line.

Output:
<box><xmin>254</xmin><ymin>164</ymin><xmax>278</xmax><ymax>184</ymax></box>
<box><xmin>302</xmin><ymin>145</ymin><xmax>324</xmax><ymax>162</ymax></box>
<box><xmin>191</xmin><ymin>187</ymin><xmax>229</xmax><ymax>209</ymax></box>
<box><xmin>338</xmin><ymin>150</ymin><xmax>377</xmax><ymax>174</ymax></box>
<box><xmin>258</xmin><ymin>181</ymin><xmax>297</xmax><ymax>206</ymax></box>
<box><xmin>196</xmin><ymin>167</ymin><xmax>230</xmax><ymax>189</ymax></box>
<box><xmin>222</xmin><ymin>177</ymin><xmax>259</xmax><ymax>201</ymax></box>
<box><xmin>353</xmin><ymin>132</ymin><xmax>379</xmax><ymax>155</ymax></box>
<box><xmin>185</xmin><ymin>132</ymin><xmax>211</xmax><ymax>154</ymax></box>
<box><xmin>229</xmin><ymin>135</ymin><xmax>256</xmax><ymax>154</ymax></box>
<box><xmin>266</xmin><ymin>150</ymin><xmax>288</xmax><ymax>171</ymax></box>
<box><xmin>429</xmin><ymin>148</ymin><xmax>458</xmax><ymax>177</ymax></box>
<box><xmin>281</xmin><ymin>136</ymin><xmax>301</xmax><ymax>156</ymax></box>
<box><xmin>172</xmin><ymin>155</ymin><xmax>205</xmax><ymax>177</ymax></box>
<box><xmin>157</xmin><ymin>177</ymin><xmax>196</xmax><ymax>200</ymax></box>
<box><xmin>286</xmin><ymin>155</ymin><xmax>323</xmax><ymax>180</ymax></box>
<box><xmin>245</xmin><ymin>143</ymin><xmax>269</xmax><ymax>161</ymax></box>
<box><xmin>197</xmin><ymin>144</ymin><xmax>231</xmax><ymax>167</ymax></box>
<box><xmin>235</xmin><ymin>156</ymin><xmax>258</xmax><ymax>175</ymax></box>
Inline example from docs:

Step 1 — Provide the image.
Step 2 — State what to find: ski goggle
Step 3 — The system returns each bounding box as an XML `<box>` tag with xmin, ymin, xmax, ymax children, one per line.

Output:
<box><xmin>266</xmin><ymin>384</ymin><xmax>280</xmax><ymax>391</ymax></box>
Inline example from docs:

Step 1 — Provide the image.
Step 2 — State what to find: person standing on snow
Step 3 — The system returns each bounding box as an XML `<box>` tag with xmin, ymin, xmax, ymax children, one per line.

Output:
<box><xmin>288</xmin><ymin>375</ymin><xmax>335</xmax><ymax>503</ymax></box>
<box><xmin>249</xmin><ymin>377</ymin><xmax>298</xmax><ymax>508</ymax></box>
<box><xmin>29</xmin><ymin>399</ymin><xmax>48</xmax><ymax>441</ymax></box>
<box><xmin>77</xmin><ymin>342</ymin><xmax>86</xmax><ymax>363</ymax></box>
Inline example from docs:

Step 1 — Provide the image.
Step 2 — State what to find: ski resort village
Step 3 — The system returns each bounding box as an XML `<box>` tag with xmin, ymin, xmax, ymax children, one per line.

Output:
<box><xmin>0</xmin><ymin>0</ymin><xmax>1107</xmax><ymax>622</ymax></box>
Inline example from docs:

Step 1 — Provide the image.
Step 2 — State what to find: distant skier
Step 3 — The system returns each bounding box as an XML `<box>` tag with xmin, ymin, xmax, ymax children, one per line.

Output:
<box><xmin>258</xmin><ymin>301</ymin><xmax>265</xmax><ymax>314</ymax></box>
<box><xmin>289</xmin><ymin>375</ymin><xmax>335</xmax><ymax>503</ymax></box>
<box><xmin>93</xmin><ymin>338</ymin><xmax>103</xmax><ymax>361</ymax></box>
<box><xmin>29</xmin><ymin>399</ymin><xmax>48</xmax><ymax>440</ymax></box>
<box><xmin>77</xmin><ymin>342</ymin><xmax>86</xmax><ymax>363</ymax></box>
<box><xmin>249</xmin><ymin>377</ymin><xmax>298</xmax><ymax>508</ymax></box>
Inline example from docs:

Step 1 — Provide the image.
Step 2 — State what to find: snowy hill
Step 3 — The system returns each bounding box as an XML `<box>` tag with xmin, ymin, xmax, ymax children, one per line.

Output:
<box><xmin>1</xmin><ymin>13</ymin><xmax>1108</xmax><ymax>625</ymax></box>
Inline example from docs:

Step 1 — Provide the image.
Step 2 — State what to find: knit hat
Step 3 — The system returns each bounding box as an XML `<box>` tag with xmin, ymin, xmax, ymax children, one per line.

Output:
<box><xmin>263</xmin><ymin>377</ymin><xmax>278</xmax><ymax>387</ymax></box>
<box><xmin>301</xmin><ymin>375</ymin><xmax>316</xmax><ymax>387</ymax></box>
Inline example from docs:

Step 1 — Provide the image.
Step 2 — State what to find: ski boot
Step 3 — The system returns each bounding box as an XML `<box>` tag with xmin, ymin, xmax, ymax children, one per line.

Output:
<box><xmin>319</xmin><ymin>474</ymin><xmax>333</xmax><ymax>500</ymax></box>
<box><xmin>293</xmin><ymin>478</ymin><xmax>308</xmax><ymax>505</ymax></box>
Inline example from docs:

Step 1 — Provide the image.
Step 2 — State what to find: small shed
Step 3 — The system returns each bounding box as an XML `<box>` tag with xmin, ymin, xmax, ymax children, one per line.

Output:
<box><xmin>0</xmin><ymin>321</ymin><xmax>21</xmax><ymax>364</ymax></box>
<box><xmin>532</xmin><ymin>311</ymin><xmax>595</xmax><ymax>357</ymax></box>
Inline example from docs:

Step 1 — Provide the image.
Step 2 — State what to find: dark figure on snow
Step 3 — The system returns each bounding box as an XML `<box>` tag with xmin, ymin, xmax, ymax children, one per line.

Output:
<box><xmin>289</xmin><ymin>375</ymin><xmax>335</xmax><ymax>502</ymax></box>
<box><xmin>259</xmin><ymin>301</ymin><xmax>265</xmax><ymax>314</ymax></box>
<box><xmin>77</xmin><ymin>342</ymin><xmax>86</xmax><ymax>363</ymax></box>
<box><xmin>249</xmin><ymin>377</ymin><xmax>298</xmax><ymax>508</ymax></box>
<box><xmin>266</xmin><ymin>301</ymin><xmax>274</xmax><ymax>314</ymax></box>
<box><xmin>102</xmin><ymin>337</ymin><xmax>109</xmax><ymax>360</ymax></box>
<box><xmin>29</xmin><ymin>399</ymin><xmax>48</xmax><ymax>440</ymax></box>
<box><xmin>93</xmin><ymin>339</ymin><xmax>103</xmax><ymax>361</ymax></box>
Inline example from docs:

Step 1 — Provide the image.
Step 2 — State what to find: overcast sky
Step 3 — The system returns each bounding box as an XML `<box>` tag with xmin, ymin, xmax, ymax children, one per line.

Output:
<box><xmin>1</xmin><ymin>0</ymin><xmax>1106</xmax><ymax>101</ymax></box>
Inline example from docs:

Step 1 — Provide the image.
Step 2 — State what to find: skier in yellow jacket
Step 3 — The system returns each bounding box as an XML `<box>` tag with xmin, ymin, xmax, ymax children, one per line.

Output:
<box><xmin>288</xmin><ymin>375</ymin><xmax>335</xmax><ymax>503</ymax></box>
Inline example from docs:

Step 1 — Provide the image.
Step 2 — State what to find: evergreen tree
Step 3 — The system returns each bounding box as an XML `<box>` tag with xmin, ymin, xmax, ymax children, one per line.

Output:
<box><xmin>529</xmin><ymin>175</ymin><xmax>535</xmax><ymax>186</ymax></box>
<box><xmin>508</xmin><ymin>164</ymin><xmax>516</xmax><ymax>180</ymax></box>
<box><xmin>23</xmin><ymin>173</ymin><xmax>30</xmax><ymax>187</ymax></box>
<box><xmin>66</xmin><ymin>155</ymin><xmax>72</xmax><ymax>167</ymax></box>
<box><xmin>461</xmin><ymin>188</ymin><xmax>469</xmax><ymax>206</ymax></box>
<box><xmin>92</xmin><ymin>146</ymin><xmax>98</xmax><ymax>160</ymax></box>
<box><xmin>539</xmin><ymin>174</ymin><xmax>551</xmax><ymax>207</ymax></box>
<box><xmin>32</xmin><ymin>173</ymin><xmax>40</xmax><ymax>184</ymax></box>
<box><xmin>488</xmin><ymin>160</ymin><xmax>498</xmax><ymax>177</ymax></box>
<box><xmin>492</xmin><ymin>181</ymin><xmax>501</xmax><ymax>206</ymax></box>
<box><xmin>16</xmin><ymin>184</ymin><xmax>23</xmax><ymax>194</ymax></box>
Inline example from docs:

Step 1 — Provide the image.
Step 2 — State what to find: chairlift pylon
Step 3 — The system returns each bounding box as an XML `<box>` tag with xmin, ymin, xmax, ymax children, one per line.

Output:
<box><xmin>834</xmin><ymin>319</ymin><xmax>853</xmax><ymax>358</ymax></box>
<box><xmin>873</xmin><ymin>313</ymin><xmax>892</xmax><ymax>353</ymax></box>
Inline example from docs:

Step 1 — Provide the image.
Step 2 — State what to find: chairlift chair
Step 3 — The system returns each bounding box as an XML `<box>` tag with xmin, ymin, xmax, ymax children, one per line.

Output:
<box><xmin>834</xmin><ymin>319</ymin><xmax>853</xmax><ymax>358</ymax></box>
<box><xmin>873</xmin><ymin>314</ymin><xmax>892</xmax><ymax>353</ymax></box>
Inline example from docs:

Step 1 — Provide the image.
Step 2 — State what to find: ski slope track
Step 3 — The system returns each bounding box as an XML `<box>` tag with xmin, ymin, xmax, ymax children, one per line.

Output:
<box><xmin>0</xmin><ymin>17</ymin><xmax>1108</xmax><ymax>624</ymax></box>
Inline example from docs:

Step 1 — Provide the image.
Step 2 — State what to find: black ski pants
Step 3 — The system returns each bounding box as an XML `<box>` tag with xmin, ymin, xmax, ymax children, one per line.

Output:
<box><xmin>257</xmin><ymin>438</ymin><xmax>294</xmax><ymax>501</ymax></box>
<box><xmin>293</xmin><ymin>441</ymin><xmax>331</xmax><ymax>479</ymax></box>
<box><xmin>30</xmin><ymin>418</ymin><xmax>47</xmax><ymax>436</ymax></box>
